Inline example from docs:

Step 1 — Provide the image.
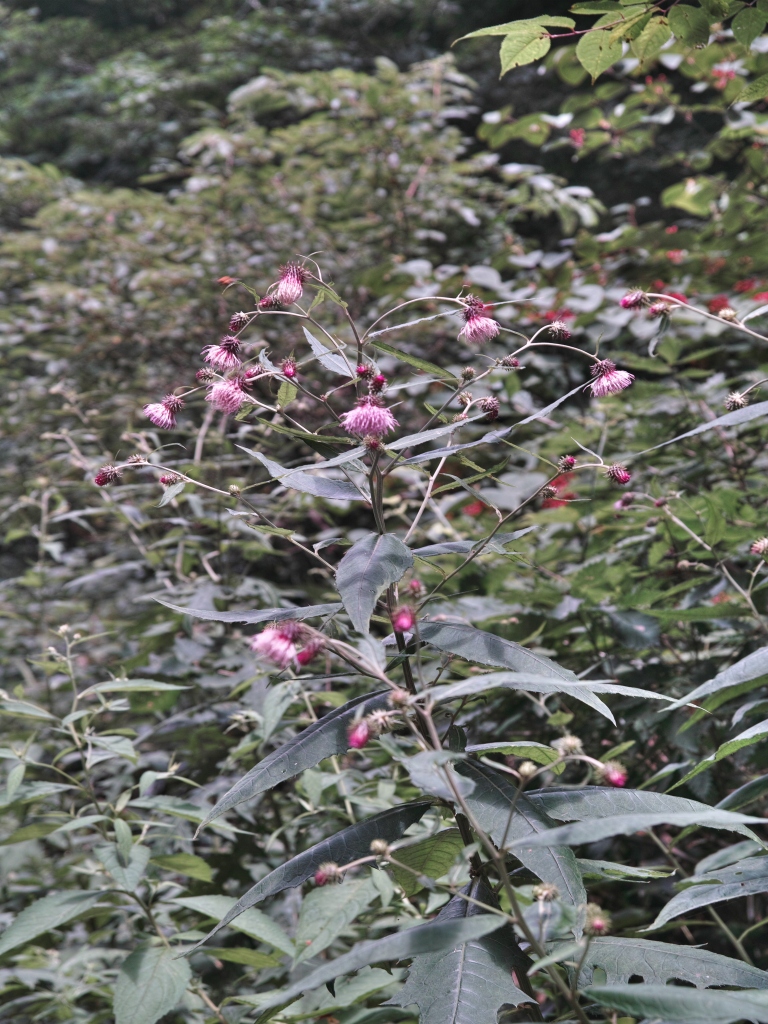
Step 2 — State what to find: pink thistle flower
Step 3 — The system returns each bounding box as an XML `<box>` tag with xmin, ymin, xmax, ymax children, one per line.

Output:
<box><xmin>206</xmin><ymin>378</ymin><xmax>248</xmax><ymax>414</ymax></box>
<box><xmin>314</xmin><ymin>862</ymin><xmax>341</xmax><ymax>886</ymax></box>
<box><xmin>500</xmin><ymin>355</ymin><xmax>520</xmax><ymax>368</ymax></box>
<box><xmin>296</xmin><ymin>638</ymin><xmax>324</xmax><ymax>666</ymax></box>
<box><xmin>369</xmin><ymin>373</ymin><xmax>387</xmax><ymax>394</ymax></box>
<box><xmin>276</xmin><ymin>262</ymin><xmax>307</xmax><ymax>305</ymax></box>
<box><xmin>196</xmin><ymin>367</ymin><xmax>216</xmax><ymax>384</ymax></box>
<box><xmin>751</xmin><ymin>537</ymin><xmax>768</xmax><ymax>556</ymax></box>
<box><xmin>94</xmin><ymin>464</ymin><xmax>121</xmax><ymax>487</ymax></box>
<box><xmin>600</xmin><ymin>761</ymin><xmax>628</xmax><ymax>787</ymax></box>
<box><xmin>348</xmin><ymin>719</ymin><xmax>371</xmax><ymax>749</ymax></box>
<box><xmin>281</xmin><ymin>357</ymin><xmax>298</xmax><ymax>379</ymax></box>
<box><xmin>619</xmin><ymin>290</ymin><xmax>647</xmax><ymax>310</ymax></box>
<box><xmin>589</xmin><ymin>359</ymin><xmax>634</xmax><ymax>398</ymax></box>
<box><xmin>479</xmin><ymin>396</ymin><xmax>500</xmax><ymax>421</ymax></box>
<box><xmin>648</xmin><ymin>301</ymin><xmax>671</xmax><ymax>319</ymax></box>
<box><xmin>244</xmin><ymin>366</ymin><xmax>265</xmax><ymax>384</ymax></box>
<box><xmin>356</xmin><ymin>363</ymin><xmax>373</xmax><ymax>378</ymax></box>
<box><xmin>144</xmin><ymin>394</ymin><xmax>185</xmax><ymax>430</ymax></box>
<box><xmin>459</xmin><ymin>298</ymin><xmax>500</xmax><ymax>345</ymax></box>
<box><xmin>391</xmin><ymin>606</ymin><xmax>415</xmax><ymax>632</ymax></box>
<box><xmin>249</xmin><ymin>622</ymin><xmax>302</xmax><ymax>669</ymax></box>
<box><xmin>549</xmin><ymin>320</ymin><xmax>572</xmax><ymax>339</ymax></box>
<box><xmin>203</xmin><ymin>335</ymin><xmax>242</xmax><ymax>371</ymax></box>
<box><xmin>408</xmin><ymin>578</ymin><xmax>426</xmax><ymax>598</ymax></box>
<box><xmin>585</xmin><ymin>903</ymin><xmax>612</xmax><ymax>935</ymax></box>
<box><xmin>159</xmin><ymin>473</ymin><xmax>182</xmax><ymax>486</ymax></box>
<box><xmin>340</xmin><ymin>396</ymin><xmax>398</xmax><ymax>438</ymax></box>
<box><xmin>229</xmin><ymin>311</ymin><xmax>249</xmax><ymax>331</ymax></box>
<box><xmin>607</xmin><ymin>463</ymin><xmax>631</xmax><ymax>486</ymax></box>
<box><xmin>558</xmin><ymin>455</ymin><xmax>576</xmax><ymax>472</ymax></box>
<box><xmin>258</xmin><ymin>294</ymin><xmax>281</xmax><ymax>311</ymax></box>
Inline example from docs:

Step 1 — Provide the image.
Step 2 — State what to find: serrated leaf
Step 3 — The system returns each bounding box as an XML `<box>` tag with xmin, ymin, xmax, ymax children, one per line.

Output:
<box><xmin>467</xmin><ymin>740</ymin><xmax>560</xmax><ymax>767</ymax></box>
<box><xmin>718</xmin><ymin>774</ymin><xmax>768</xmax><ymax>811</ymax></box>
<box><xmin>387</xmin><ymin>880</ymin><xmax>530</xmax><ymax>1023</ymax></box>
<box><xmin>335</xmin><ymin>532</ymin><xmax>413</xmax><ymax>634</ymax></box>
<box><xmin>419</xmin><ymin>621</ymin><xmax>575</xmax><ymax>679</ymax></box>
<box><xmin>153</xmin><ymin>598</ymin><xmax>342</xmax><ymax>625</ymax></box>
<box><xmin>172</xmin><ymin>895</ymin><xmax>294</xmax><ymax>955</ymax></box>
<box><xmin>403</xmin><ymin>751</ymin><xmax>475</xmax><ymax>802</ymax></box>
<box><xmin>585</xmin><ymin>984</ymin><xmax>768</xmax><ymax>1023</ymax></box>
<box><xmin>665</xmin><ymin>645</ymin><xmax>768</xmax><ymax>712</ymax></box>
<box><xmin>302</xmin><ymin>326</ymin><xmax>354</xmax><ymax>377</ymax></box>
<box><xmin>96</xmin><ymin>843</ymin><xmax>151</xmax><ymax>890</ymax></box>
<box><xmin>577</xmin><ymin>859</ymin><xmax>674</xmax><ymax>881</ymax></box>
<box><xmin>740</xmin><ymin>72</ymin><xmax>768</xmax><ymax>103</ymax></box>
<box><xmin>637</xmin><ymin>399</ymin><xmax>768</xmax><ymax>454</ymax></box>
<box><xmin>367</xmin><ymin>339</ymin><xmax>452</xmax><ymax>379</ymax></box>
<box><xmin>391</xmin><ymin>828</ymin><xmax>465</xmax><ymax>896</ymax></box>
<box><xmin>253</xmin><ymin>915</ymin><xmax>506</xmax><ymax>1017</ymax></box>
<box><xmin>295</xmin><ymin>876</ymin><xmax>378</xmax><ymax>963</ymax></box>
<box><xmin>579</xmin><ymin>936</ymin><xmax>768</xmax><ymax>987</ymax></box>
<box><xmin>205</xmin><ymin>946</ymin><xmax>281</xmax><ymax>968</ymax></box>
<box><xmin>576</xmin><ymin>28</ymin><xmax>623</xmax><ymax>80</ymax></box>
<box><xmin>114</xmin><ymin>945</ymin><xmax>191</xmax><ymax>1024</ymax></box>
<box><xmin>668</xmin><ymin>4</ymin><xmax>712</xmax><ymax>45</ymax></box>
<box><xmin>196</xmin><ymin>690</ymin><xmax>390</xmax><ymax>833</ymax></box>
<box><xmin>732</xmin><ymin>7</ymin><xmax>767</xmax><ymax>45</ymax></box>
<box><xmin>151</xmin><ymin>853</ymin><xmax>213</xmax><ymax>882</ymax></box>
<box><xmin>499</xmin><ymin>29</ymin><xmax>551</xmax><ymax>74</ymax></box>
<box><xmin>460</xmin><ymin>762</ymin><xmax>586</xmax><ymax>909</ymax></box>
<box><xmin>631</xmin><ymin>15</ymin><xmax>671</xmax><ymax>59</ymax></box>
<box><xmin>413</xmin><ymin>527</ymin><xmax>537</xmax><ymax>555</ymax></box>
<box><xmin>184</xmin><ymin>803</ymin><xmax>431</xmax><ymax>953</ymax></box>
<box><xmin>245</xmin><ymin>450</ymin><xmax>364</xmax><ymax>501</ymax></box>
<box><xmin>0</xmin><ymin>890</ymin><xmax>104</xmax><ymax>957</ymax></box>
<box><xmin>156</xmin><ymin>481</ymin><xmax>185</xmax><ymax>507</ymax></box>
<box><xmin>276</xmin><ymin>381</ymin><xmax>297</xmax><ymax>407</ymax></box>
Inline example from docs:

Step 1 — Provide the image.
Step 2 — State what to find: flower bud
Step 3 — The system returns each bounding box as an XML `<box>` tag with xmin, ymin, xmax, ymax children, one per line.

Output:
<box><xmin>540</xmin><ymin>485</ymin><xmax>558</xmax><ymax>501</ymax></box>
<box><xmin>281</xmin><ymin>357</ymin><xmax>298</xmax><ymax>379</ymax></box>
<box><xmin>356</xmin><ymin>363</ymin><xmax>373</xmax><ymax>378</ymax></box>
<box><xmin>370</xmin><ymin>839</ymin><xmax>390</xmax><ymax>855</ymax></box>
<box><xmin>127</xmin><ymin>454</ymin><xmax>148</xmax><ymax>465</ymax></box>
<box><xmin>619</xmin><ymin>290</ymin><xmax>647</xmax><ymax>310</ymax></box>
<box><xmin>407</xmin><ymin>578</ymin><xmax>426</xmax><ymax>598</ymax></box>
<box><xmin>479</xmin><ymin>395</ymin><xmax>499</xmax><ymax>420</ymax></box>
<box><xmin>558</xmin><ymin>455</ymin><xmax>576</xmax><ymax>472</ymax></box>
<box><xmin>388</xmin><ymin>688</ymin><xmax>411</xmax><ymax>708</ymax></box>
<box><xmin>585</xmin><ymin>903</ymin><xmax>611</xmax><ymax>936</ymax></box>
<box><xmin>160</xmin><ymin>473</ymin><xmax>181</xmax><ymax>486</ymax></box>
<box><xmin>551</xmin><ymin>735</ymin><xmax>583</xmax><ymax>757</ymax></box>
<box><xmin>314</xmin><ymin>862</ymin><xmax>342</xmax><ymax>886</ymax></box>
<box><xmin>391</xmin><ymin>606</ymin><xmax>415</xmax><ymax>632</ymax></box>
<box><xmin>229</xmin><ymin>311</ymin><xmax>249</xmax><ymax>331</ymax></box>
<box><xmin>460</xmin><ymin>366</ymin><xmax>476</xmax><ymax>381</ymax></box>
<box><xmin>606</xmin><ymin>464</ymin><xmax>631</xmax><ymax>486</ymax></box>
<box><xmin>725</xmin><ymin>391</ymin><xmax>748</xmax><ymax>411</ymax></box>
<box><xmin>500</xmin><ymin>355</ymin><xmax>520</xmax><ymax>368</ymax></box>
<box><xmin>548</xmin><ymin>320</ymin><xmax>571</xmax><ymax>339</ymax></box>
<box><xmin>229</xmin><ymin>484</ymin><xmax>241</xmax><ymax>497</ymax></box>
<box><xmin>94</xmin><ymin>465</ymin><xmax>121</xmax><ymax>487</ymax></box>
<box><xmin>599</xmin><ymin>761</ymin><xmax>628</xmax><ymax>787</ymax></box>
<box><xmin>348</xmin><ymin>719</ymin><xmax>371</xmax><ymax>749</ymax></box>
<box><xmin>369</xmin><ymin>373</ymin><xmax>387</xmax><ymax>394</ymax></box>
<box><xmin>648</xmin><ymin>301</ymin><xmax>671</xmax><ymax>318</ymax></box>
<box><xmin>296</xmin><ymin>638</ymin><xmax>324</xmax><ymax>665</ymax></box>
<box><xmin>457</xmin><ymin>390</ymin><xmax>473</xmax><ymax>407</ymax></box>
<box><xmin>532</xmin><ymin>883</ymin><xmax>559</xmax><ymax>901</ymax></box>
<box><xmin>518</xmin><ymin>761</ymin><xmax>538</xmax><ymax>778</ymax></box>
<box><xmin>196</xmin><ymin>367</ymin><xmax>216</xmax><ymax>384</ymax></box>
<box><xmin>751</xmin><ymin>537</ymin><xmax>768</xmax><ymax>556</ymax></box>
<box><xmin>718</xmin><ymin>307</ymin><xmax>738</xmax><ymax>322</ymax></box>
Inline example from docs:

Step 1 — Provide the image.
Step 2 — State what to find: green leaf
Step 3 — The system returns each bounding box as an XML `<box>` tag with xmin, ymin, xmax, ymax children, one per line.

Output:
<box><xmin>294</xmin><ymin>876</ymin><xmax>378</xmax><ymax>963</ymax></box>
<box><xmin>368</xmin><ymin>338</ymin><xmax>452</xmax><ymax>378</ymax></box>
<box><xmin>716</xmin><ymin>718</ymin><xmax>768</xmax><ymax>759</ymax></box>
<box><xmin>252</xmin><ymin>915</ymin><xmax>507</xmax><ymax>1017</ymax></box>
<box><xmin>205</xmin><ymin>947</ymin><xmax>281</xmax><ymax>968</ymax></box>
<box><xmin>668</xmin><ymin>4</ymin><xmax>712</xmax><ymax>45</ymax></box>
<box><xmin>151</xmin><ymin>853</ymin><xmax>213</xmax><ymax>882</ymax></box>
<box><xmin>183</xmin><ymin>803</ymin><xmax>431</xmax><ymax>954</ymax></box>
<box><xmin>576</xmin><ymin>29</ymin><xmax>623</xmax><ymax>80</ymax></box>
<box><xmin>80</xmin><ymin>679</ymin><xmax>190</xmax><ymax>697</ymax></box>
<box><xmin>585</xmin><ymin>984</ymin><xmax>768</xmax><ymax>1023</ymax></box>
<box><xmin>717</xmin><ymin>774</ymin><xmax>768</xmax><ymax>811</ymax></box>
<box><xmin>739</xmin><ymin>72</ymin><xmax>768</xmax><ymax>103</ymax></box>
<box><xmin>156</xmin><ymin>481</ymin><xmax>185</xmax><ymax>507</ymax></box>
<box><xmin>0</xmin><ymin>698</ymin><xmax>55</xmax><ymax>720</ymax></box>
<box><xmin>276</xmin><ymin>381</ymin><xmax>297</xmax><ymax>408</ymax></box>
<box><xmin>96</xmin><ymin>843</ymin><xmax>151</xmax><ymax>890</ymax></box>
<box><xmin>456</xmin><ymin>16</ymin><xmax>574</xmax><ymax>42</ymax></box>
<box><xmin>391</xmin><ymin>828</ymin><xmax>465</xmax><ymax>896</ymax></box>
<box><xmin>580</xmin><ymin>935</ymin><xmax>768</xmax><ymax>988</ymax></box>
<box><xmin>466</xmin><ymin>740</ymin><xmax>561</xmax><ymax>767</ymax></box>
<box><xmin>732</xmin><ymin>7</ymin><xmax>767</xmax><ymax>45</ymax></box>
<box><xmin>113</xmin><ymin>945</ymin><xmax>191</xmax><ymax>1024</ymax></box>
<box><xmin>662</xmin><ymin>177</ymin><xmax>719</xmax><ymax>216</ymax></box>
<box><xmin>172</xmin><ymin>895</ymin><xmax>294</xmax><ymax>955</ymax></box>
<box><xmin>244</xmin><ymin>449</ymin><xmax>364</xmax><ymax>501</ymax></box>
<box><xmin>460</xmin><ymin>762</ymin><xmax>587</xmax><ymax>909</ymax></box>
<box><xmin>499</xmin><ymin>29</ymin><xmax>551</xmax><ymax>75</ymax></box>
<box><xmin>153</xmin><ymin>598</ymin><xmax>342</xmax><ymax>625</ymax></box>
<box><xmin>577</xmin><ymin>859</ymin><xmax>674</xmax><ymax>881</ymax></box>
<box><xmin>387</xmin><ymin>880</ymin><xmax>531</xmax><ymax>1023</ymax></box>
<box><xmin>335</xmin><ymin>532</ymin><xmax>413</xmax><ymax>634</ymax></box>
<box><xmin>302</xmin><ymin>326</ymin><xmax>354</xmax><ymax>377</ymax></box>
<box><xmin>419</xmin><ymin>621</ymin><xmax>576</xmax><ymax>679</ymax></box>
<box><xmin>631</xmin><ymin>17</ymin><xmax>673</xmax><ymax>60</ymax></box>
<box><xmin>195</xmin><ymin>690</ymin><xmax>390</xmax><ymax>833</ymax></box>
<box><xmin>0</xmin><ymin>890</ymin><xmax>104</xmax><ymax>957</ymax></box>
<box><xmin>637</xmin><ymin>399</ymin><xmax>768</xmax><ymax>454</ymax></box>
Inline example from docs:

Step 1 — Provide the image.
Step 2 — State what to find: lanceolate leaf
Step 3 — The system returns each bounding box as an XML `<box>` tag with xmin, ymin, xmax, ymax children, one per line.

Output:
<box><xmin>252</xmin><ymin>915</ymin><xmax>506</xmax><ymax>1017</ymax></box>
<box><xmin>302</xmin><ymin>326</ymin><xmax>354</xmax><ymax>377</ymax></box>
<box><xmin>459</xmin><ymin>762</ymin><xmax>586</xmax><ymax>910</ymax></box>
<box><xmin>419</xmin><ymin>622</ymin><xmax>576</xmax><ymax>679</ymax></box>
<box><xmin>718</xmin><ymin>774</ymin><xmax>768</xmax><ymax>811</ymax></box>
<box><xmin>172</xmin><ymin>895</ymin><xmax>294</xmax><ymax>955</ymax></box>
<box><xmin>413</xmin><ymin>527</ymin><xmax>537</xmax><ymax>556</ymax></box>
<box><xmin>196</xmin><ymin>690</ymin><xmax>391</xmax><ymax>833</ymax></box>
<box><xmin>114</xmin><ymin>945</ymin><xmax>191</xmax><ymax>1024</ymax></box>
<box><xmin>390</xmin><ymin>828</ymin><xmax>465</xmax><ymax>896</ymax></box>
<box><xmin>185</xmin><ymin>802</ymin><xmax>431</xmax><ymax>953</ymax></box>
<box><xmin>153</xmin><ymin>598</ymin><xmax>342</xmax><ymax>624</ymax></box>
<box><xmin>585</xmin><ymin>984</ymin><xmax>768</xmax><ymax>1024</ymax></box>
<box><xmin>0</xmin><ymin>890</ymin><xmax>105</xmax><ymax>957</ymax></box>
<box><xmin>244</xmin><ymin>450</ymin><xmax>365</xmax><ymax>500</ymax></box>
<box><xmin>578</xmin><ymin>936</ymin><xmax>768</xmax><ymax>988</ymax></box>
<box><xmin>294</xmin><ymin>876</ymin><xmax>378</xmax><ymax>963</ymax></box>
<box><xmin>637</xmin><ymin>400</ymin><xmax>768</xmax><ymax>455</ymax></box>
<box><xmin>386</xmin><ymin>880</ymin><xmax>531</xmax><ymax>1024</ymax></box>
<box><xmin>664</xmin><ymin>644</ymin><xmax>768</xmax><ymax>712</ymax></box>
<box><xmin>648</xmin><ymin>856</ymin><xmax>768</xmax><ymax>931</ymax></box>
<box><xmin>335</xmin><ymin>532</ymin><xmax>413</xmax><ymax>634</ymax></box>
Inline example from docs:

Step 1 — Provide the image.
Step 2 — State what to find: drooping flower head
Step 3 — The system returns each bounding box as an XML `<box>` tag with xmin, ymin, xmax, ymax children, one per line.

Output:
<box><xmin>356</xmin><ymin>363</ymin><xmax>373</xmax><ymax>379</ymax></box>
<box><xmin>348</xmin><ymin>719</ymin><xmax>371</xmax><ymax>749</ymax></box>
<box><xmin>281</xmin><ymin>357</ymin><xmax>298</xmax><ymax>379</ymax></box>
<box><xmin>599</xmin><ymin>761</ymin><xmax>628</xmax><ymax>788</ymax></box>
<box><xmin>648</xmin><ymin>301</ymin><xmax>671</xmax><ymax>319</ymax></box>
<box><xmin>144</xmin><ymin>393</ymin><xmax>185</xmax><ymax>429</ymax></box>
<box><xmin>606</xmin><ymin>463</ymin><xmax>631</xmax><ymax>486</ymax></box>
<box><xmin>314</xmin><ymin>862</ymin><xmax>342</xmax><ymax>886</ymax></box>
<box><xmin>391</xmin><ymin>606</ymin><xmax>415</xmax><ymax>632</ymax></box>
<box><xmin>589</xmin><ymin>359</ymin><xmax>635</xmax><ymax>398</ymax></box>
<box><xmin>459</xmin><ymin>296</ymin><xmax>500</xmax><ymax>345</ymax></box>
<box><xmin>258</xmin><ymin>293</ymin><xmax>281</xmax><ymax>311</ymax></box>
<box><xmin>500</xmin><ymin>355</ymin><xmax>520</xmax><ymax>368</ymax></box>
<box><xmin>159</xmin><ymin>473</ymin><xmax>181</xmax><ymax>487</ymax></box>
<box><xmin>558</xmin><ymin>455</ymin><xmax>576</xmax><ymax>472</ymax></box>
<box><xmin>206</xmin><ymin>378</ymin><xmax>248</xmax><ymax>414</ymax></box>
<box><xmin>94</xmin><ymin>464</ymin><xmax>121</xmax><ymax>487</ymax></box>
<box><xmin>585</xmin><ymin>903</ymin><xmax>612</xmax><ymax>936</ymax></box>
<box><xmin>369</xmin><ymin>373</ymin><xmax>387</xmax><ymax>395</ymax></box>
<box><xmin>202</xmin><ymin>335</ymin><xmax>242</xmax><ymax>371</ymax></box>
<box><xmin>479</xmin><ymin>396</ymin><xmax>500</xmax><ymax>421</ymax></box>
<box><xmin>619</xmin><ymin>290</ymin><xmax>647</xmax><ymax>310</ymax></box>
<box><xmin>296</xmin><ymin>637</ymin><xmax>324</xmax><ymax>666</ymax></box>
<box><xmin>340</xmin><ymin>395</ymin><xmax>398</xmax><ymax>438</ymax></box>
<box><xmin>229</xmin><ymin>310</ymin><xmax>249</xmax><ymax>331</ymax></box>
<box><xmin>725</xmin><ymin>391</ymin><xmax>748</xmax><ymax>411</ymax></box>
<box><xmin>275</xmin><ymin>262</ymin><xmax>308</xmax><ymax>305</ymax></box>
<box><xmin>249</xmin><ymin>620</ymin><xmax>303</xmax><ymax>669</ymax></box>
<box><xmin>549</xmin><ymin>320</ymin><xmax>572</xmax><ymax>339</ymax></box>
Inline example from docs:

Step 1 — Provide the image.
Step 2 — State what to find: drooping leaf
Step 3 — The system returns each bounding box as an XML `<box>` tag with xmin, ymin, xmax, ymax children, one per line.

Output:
<box><xmin>664</xmin><ymin>644</ymin><xmax>768</xmax><ymax>712</ymax></box>
<box><xmin>576</xmin><ymin>28</ymin><xmax>623</xmax><ymax>80</ymax></box>
<box><xmin>456</xmin><ymin>16</ymin><xmax>574</xmax><ymax>41</ymax></box>
<box><xmin>718</xmin><ymin>775</ymin><xmax>768</xmax><ymax>811</ymax></box>
<box><xmin>153</xmin><ymin>598</ymin><xmax>342</xmax><ymax>625</ymax></box>
<box><xmin>576</xmin><ymin>859</ymin><xmax>674</xmax><ymax>882</ymax></box>
<box><xmin>294</xmin><ymin>876</ymin><xmax>378</xmax><ymax>963</ymax></box>
<box><xmin>196</xmin><ymin>690</ymin><xmax>391</xmax><ymax>833</ymax></box>
<box><xmin>156</xmin><ymin>481</ymin><xmax>185</xmax><ymax>507</ymax></box>
<box><xmin>0</xmin><ymin>890</ymin><xmax>105</xmax><ymax>957</ymax></box>
<box><xmin>335</xmin><ymin>532</ymin><xmax>413</xmax><ymax>634</ymax></box>
<box><xmin>579</xmin><ymin>936</ymin><xmax>768</xmax><ymax>988</ymax></box>
<box><xmin>467</xmin><ymin>740</ymin><xmax>560</xmax><ymax>767</ymax></box>
<box><xmin>172</xmin><ymin>895</ymin><xmax>294</xmax><ymax>955</ymax></box>
<box><xmin>205</xmin><ymin>947</ymin><xmax>281</xmax><ymax>968</ymax></box>
<box><xmin>391</xmin><ymin>828</ymin><xmax>465</xmax><ymax>896</ymax></box>
<box><xmin>419</xmin><ymin>622</ymin><xmax>575</xmax><ymax>679</ymax></box>
<box><xmin>413</xmin><ymin>527</ymin><xmax>537</xmax><ymax>555</ymax></box>
<box><xmin>740</xmin><ymin>72</ymin><xmax>768</xmax><ymax>104</ymax></box>
<box><xmin>673</xmin><ymin>720</ymin><xmax>768</xmax><ymax>789</ymax></box>
<box><xmin>96</xmin><ymin>843</ymin><xmax>151</xmax><ymax>890</ymax></box>
<box><xmin>401</xmin><ymin>426</ymin><xmax>514</xmax><ymax>466</ymax></box>
<box><xmin>459</xmin><ymin>762</ymin><xmax>586</xmax><ymax>909</ymax></box>
<box><xmin>647</xmin><ymin>856</ymin><xmax>768</xmax><ymax>930</ymax></box>
<box><xmin>499</xmin><ymin>28</ymin><xmax>551</xmax><ymax>74</ymax></box>
<box><xmin>80</xmin><ymin>679</ymin><xmax>190</xmax><ymax>697</ymax></box>
<box><xmin>387</xmin><ymin>880</ymin><xmax>531</xmax><ymax>1023</ymax></box>
<box><xmin>403</xmin><ymin>751</ymin><xmax>475</xmax><ymax>802</ymax></box>
<box><xmin>252</xmin><ymin>915</ymin><xmax>506</xmax><ymax>1017</ymax></box>
<box><xmin>637</xmin><ymin>400</ymin><xmax>768</xmax><ymax>455</ymax></box>
<box><xmin>668</xmin><ymin>4</ymin><xmax>712</xmax><ymax>45</ymax></box>
<box><xmin>302</xmin><ymin>326</ymin><xmax>354</xmax><ymax>377</ymax></box>
<box><xmin>276</xmin><ymin>380</ymin><xmax>297</xmax><ymax>407</ymax></box>
<box><xmin>151</xmin><ymin>853</ymin><xmax>213</xmax><ymax>882</ymax></box>
<box><xmin>731</xmin><ymin>6</ymin><xmax>766</xmax><ymax>45</ymax></box>
<box><xmin>387</xmin><ymin>413</ymin><xmax>485</xmax><ymax>452</ymax></box>
<box><xmin>113</xmin><ymin>945</ymin><xmax>191</xmax><ymax>1024</ymax></box>
<box><xmin>585</xmin><ymin>984</ymin><xmax>768</xmax><ymax>1024</ymax></box>
<box><xmin>185</xmin><ymin>803</ymin><xmax>431</xmax><ymax>952</ymax></box>
<box><xmin>244</xmin><ymin>450</ymin><xmax>365</xmax><ymax>500</ymax></box>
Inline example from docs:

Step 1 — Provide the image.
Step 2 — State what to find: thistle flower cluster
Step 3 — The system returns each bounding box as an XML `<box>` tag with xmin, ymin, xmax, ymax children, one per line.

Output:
<box><xmin>589</xmin><ymin>359</ymin><xmax>634</xmax><ymax>398</ymax></box>
<box><xmin>249</xmin><ymin>621</ymin><xmax>323</xmax><ymax>669</ymax></box>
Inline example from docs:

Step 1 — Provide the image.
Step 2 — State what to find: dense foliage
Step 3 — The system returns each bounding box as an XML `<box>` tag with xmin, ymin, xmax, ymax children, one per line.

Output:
<box><xmin>4</xmin><ymin>1</ymin><xmax>768</xmax><ymax>1022</ymax></box>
